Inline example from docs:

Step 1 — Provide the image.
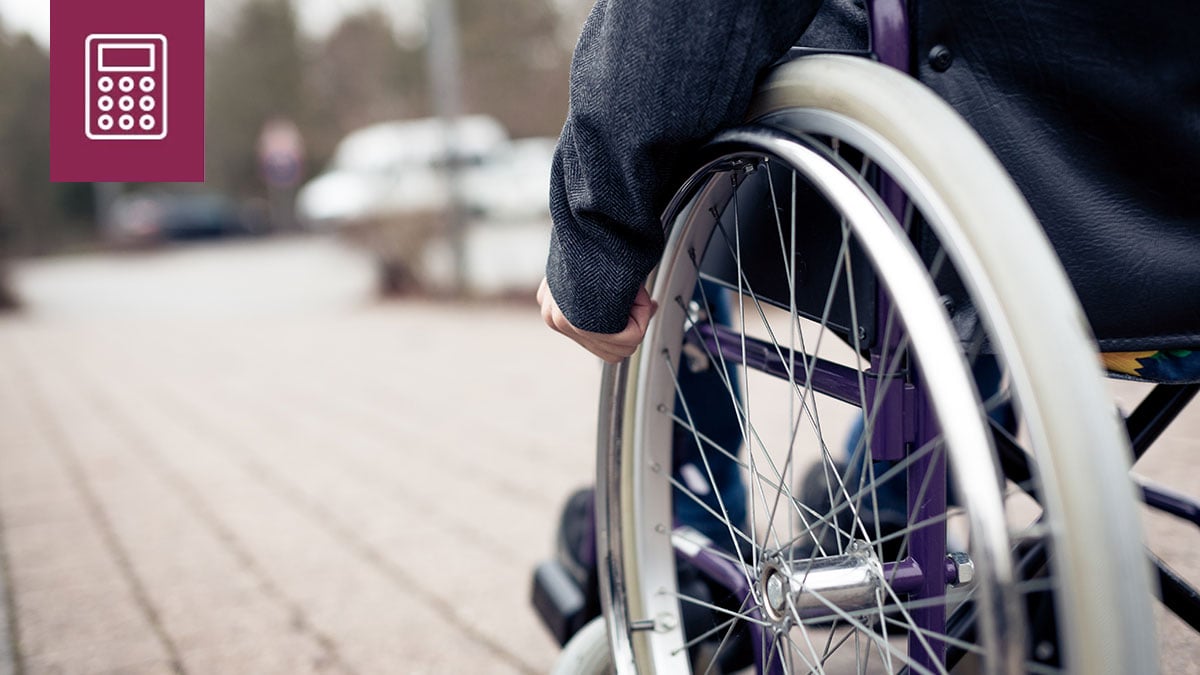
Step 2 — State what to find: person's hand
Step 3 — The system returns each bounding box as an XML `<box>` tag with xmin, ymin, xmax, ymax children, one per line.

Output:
<box><xmin>537</xmin><ymin>277</ymin><xmax>658</xmax><ymax>363</ymax></box>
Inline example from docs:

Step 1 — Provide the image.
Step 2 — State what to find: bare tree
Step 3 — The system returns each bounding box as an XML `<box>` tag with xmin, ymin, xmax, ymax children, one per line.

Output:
<box><xmin>304</xmin><ymin>9</ymin><xmax>429</xmax><ymax>165</ymax></box>
<box><xmin>456</xmin><ymin>0</ymin><xmax>571</xmax><ymax>138</ymax></box>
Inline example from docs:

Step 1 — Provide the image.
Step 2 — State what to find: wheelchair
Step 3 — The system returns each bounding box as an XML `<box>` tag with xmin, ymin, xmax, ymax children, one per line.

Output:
<box><xmin>533</xmin><ymin>3</ymin><xmax>1198</xmax><ymax>673</ymax></box>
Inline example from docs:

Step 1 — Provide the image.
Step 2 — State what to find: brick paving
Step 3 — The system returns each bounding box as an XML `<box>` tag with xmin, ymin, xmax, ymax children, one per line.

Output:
<box><xmin>0</xmin><ymin>237</ymin><xmax>1195</xmax><ymax>674</ymax></box>
<box><xmin>0</xmin><ymin>238</ymin><xmax>599</xmax><ymax>674</ymax></box>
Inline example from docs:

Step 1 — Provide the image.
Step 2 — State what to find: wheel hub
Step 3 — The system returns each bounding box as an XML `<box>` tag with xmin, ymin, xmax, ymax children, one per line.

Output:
<box><xmin>759</xmin><ymin>540</ymin><xmax>883</xmax><ymax>625</ymax></box>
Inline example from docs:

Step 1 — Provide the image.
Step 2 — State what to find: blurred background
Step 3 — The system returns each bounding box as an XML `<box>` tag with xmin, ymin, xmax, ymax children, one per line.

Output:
<box><xmin>0</xmin><ymin>1</ymin><xmax>610</xmax><ymax>673</ymax></box>
<box><xmin>0</xmin><ymin>0</ymin><xmax>587</xmax><ymax>296</ymax></box>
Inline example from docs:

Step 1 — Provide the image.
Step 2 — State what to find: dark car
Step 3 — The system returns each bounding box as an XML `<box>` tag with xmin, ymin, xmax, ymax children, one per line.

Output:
<box><xmin>105</xmin><ymin>192</ymin><xmax>258</xmax><ymax>246</ymax></box>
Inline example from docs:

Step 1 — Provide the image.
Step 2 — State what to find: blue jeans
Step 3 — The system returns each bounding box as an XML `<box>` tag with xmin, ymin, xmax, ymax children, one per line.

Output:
<box><xmin>672</xmin><ymin>282</ymin><xmax>747</xmax><ymax>545</ymax></box>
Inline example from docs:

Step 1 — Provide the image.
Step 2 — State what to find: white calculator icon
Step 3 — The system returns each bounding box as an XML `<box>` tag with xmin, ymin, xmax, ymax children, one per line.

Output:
<box><xmin>85</xmin><ymin>34</ymin><xmax>167</xmax><ymax>140</ymax></box>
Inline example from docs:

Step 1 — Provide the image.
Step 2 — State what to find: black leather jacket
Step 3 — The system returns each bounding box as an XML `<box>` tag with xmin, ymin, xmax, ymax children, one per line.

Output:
<box><xmin>547</xmin><ymin>0</ymin><xmax>1200</xmax><ymax>351</ymax></box>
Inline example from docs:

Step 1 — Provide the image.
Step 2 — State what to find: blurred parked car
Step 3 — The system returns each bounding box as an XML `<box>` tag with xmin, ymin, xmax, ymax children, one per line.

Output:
<box><xmin>295</xmin><ymin>115</ymin><xmax>554</xmax><ymax>292</ymax></box>
<box><xmin>105</xmin><ymin>192</ymin><xmax>259</xmax><ymax>247</ymax></box>
<box><xmin>459</xmin><ymin>136</ymin><xmax>556</xmax><ymax>222</ymax></box>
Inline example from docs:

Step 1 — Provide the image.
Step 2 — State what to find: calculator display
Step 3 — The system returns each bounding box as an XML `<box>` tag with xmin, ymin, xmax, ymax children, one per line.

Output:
<box><xmin>98</xmin><ymin>44</ymin><xmax>156</xmax><ymax>72</ymax></box>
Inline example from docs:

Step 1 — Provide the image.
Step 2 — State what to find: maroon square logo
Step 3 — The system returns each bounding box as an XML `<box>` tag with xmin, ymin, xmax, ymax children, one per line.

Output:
<box><xmin>51</xmin><ymin>0</ymin><xmax>204</xmax><ymax>182</ymax></box>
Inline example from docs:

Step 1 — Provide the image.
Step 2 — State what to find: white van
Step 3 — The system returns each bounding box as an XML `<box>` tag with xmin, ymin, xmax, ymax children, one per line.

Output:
<box><xmin>296</xmin><ymin>115</ymin><xmax>553</xmax><ymax>292</ymax></box>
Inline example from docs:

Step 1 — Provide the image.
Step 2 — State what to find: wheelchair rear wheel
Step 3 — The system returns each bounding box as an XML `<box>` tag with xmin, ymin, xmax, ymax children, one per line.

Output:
<box><xmin>597</xmin><ymin>55</ymin><xmax>1157</xmax><ymax>675</ymax></box>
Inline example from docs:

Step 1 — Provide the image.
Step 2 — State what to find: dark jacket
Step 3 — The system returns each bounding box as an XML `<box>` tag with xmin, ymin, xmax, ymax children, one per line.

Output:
<box><xmin>546</xmin><ymin>0</ymin><xmax>1200</xmax><ymax>351</ymax></box>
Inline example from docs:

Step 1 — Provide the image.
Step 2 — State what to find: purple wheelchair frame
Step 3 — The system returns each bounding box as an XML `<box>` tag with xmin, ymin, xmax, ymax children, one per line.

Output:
<box><xmin>663</xmin><ymin>0</ymin><xmax>1200</xmax><ymax>671</ymax></box>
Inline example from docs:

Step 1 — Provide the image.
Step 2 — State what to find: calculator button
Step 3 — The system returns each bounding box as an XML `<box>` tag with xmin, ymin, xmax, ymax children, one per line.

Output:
<box><xmin>119</xmin><ymin>115</ymin><xmax>135</xmax><ymax>130</ymax></box>
<box><xmin>119</xmin><ymin>77</ymin><xmax>135</xmax><ymax>92</ymax></box>
<box><xmin>119</xmin><ymin>96</ymin><xmax>135</xmax><ymax>112</ymax></box>
<box><xmin>139</xmin><ymin>96</ymin><xmax>155</xmax><ymax>111</ymax></box>
<box><xmin>97</xmin><ymin>115</ymin><xmax>114</xmax><ymax>130</ymax></box>
<box><xmin>98</xmin><ymin>96</ymin><xmax>114</xmax><ymax>111</ymax></box>
<box><xmin>139</xmin><ymin>115</ymin><xmax>155</xmax><ymax>131</ymax></box>
<box><xmin>98</xmin><ymin>76</ymin><xmax>114</xmax><ymax>92</ymax></box>
<box><xmin>140</xmin><ymin>77</ymin><xmax>156</xmax><ymax>92</ymax></box>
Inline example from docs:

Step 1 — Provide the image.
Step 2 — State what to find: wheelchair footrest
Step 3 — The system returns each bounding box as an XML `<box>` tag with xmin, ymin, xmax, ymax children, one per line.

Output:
<box><xmin>531</xmin><ymin>560</ymin><xmax>590</xmax><ymax>647</ymax></box>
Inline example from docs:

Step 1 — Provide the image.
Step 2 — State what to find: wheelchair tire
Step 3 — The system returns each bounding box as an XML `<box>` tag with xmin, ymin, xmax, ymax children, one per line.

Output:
<box><xmin>597</xmin><ymin>55</ymin><xmax>1157</xmax><ymax>675</ymax></box>
<box><xmin>551</xmin><ymin>616</ymin><xmax>613</xmax><ymax>675</ymax></box>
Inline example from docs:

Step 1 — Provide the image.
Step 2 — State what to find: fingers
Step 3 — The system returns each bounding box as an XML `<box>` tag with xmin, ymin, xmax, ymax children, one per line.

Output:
<box><xmin>536</xmin><ymin>277</ymin><xmax>657</xmax><ymax>363</ymax></box>
<box><xmin>537</xmin><ymin>278</ymin><xmax>553</xmax><ymax>327</ymax></box>
<box><xmin>626</xmin><ymin>286</ymin><xmax>658</xmax><ymax>336</ymax></box>
<box><xmin>578</xmin><ymin>323</ymin><xmax>640</xmax><ymax>362</ymax></box>
<box><xmin>551</xmin><ymin>308</ymin><xmax>629</xmax><ymax>363</ymax></box>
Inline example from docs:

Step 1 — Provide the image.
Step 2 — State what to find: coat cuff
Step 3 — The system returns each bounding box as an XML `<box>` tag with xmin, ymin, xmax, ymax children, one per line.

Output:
<box><xmin>544</xmin><ymin>222</ymin><xmax>659</xmax><ymax>335</ymax></box>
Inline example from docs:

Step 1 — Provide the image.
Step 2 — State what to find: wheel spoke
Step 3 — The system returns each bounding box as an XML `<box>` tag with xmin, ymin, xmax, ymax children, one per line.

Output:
<box><xmin>786</xmin><ymin>585</ymin><xmax>940</xmax><ymax>675</ymax></box>
<box><xmin>606</xmin><ymin>104</ymin><xmax>1149</xmax><ymax>673</ymax></box>
<box><xmin>709</xmin><ymin>207</ymin><xmax>879</xmax><ymax>557</ymax></box>
<box><xmin>660</xmin><ymin>589</ymin><xmax>774</xmax><ymax>628</ymax></box>
<box><xmin>683</xmin><ymin>281</ymin><xmax>852</xmax><ymax>553</ymax></box>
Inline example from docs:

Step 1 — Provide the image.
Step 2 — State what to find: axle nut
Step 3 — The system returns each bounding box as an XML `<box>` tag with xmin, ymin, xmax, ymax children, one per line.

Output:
<box><xmin>948</xmin><ymin>551</ymin><xmax>975</xmax><ymax>586</ymax></box>
<box><xmin>766</xmin><ymin>572</ymin><xmax>787</xmax><ymax>612</ymax></box>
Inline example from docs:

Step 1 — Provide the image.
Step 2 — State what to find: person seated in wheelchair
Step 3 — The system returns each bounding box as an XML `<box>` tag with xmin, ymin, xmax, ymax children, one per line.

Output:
<box><xmin>533</xmin><ymin>0</ymin><xmax>1199</xmax><ymax>662</ymax></box>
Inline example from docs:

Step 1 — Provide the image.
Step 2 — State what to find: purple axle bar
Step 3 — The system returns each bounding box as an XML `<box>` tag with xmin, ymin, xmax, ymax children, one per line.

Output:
<box><xmin>689</xmin><ymin>322</ymin><xmax>875</xmax><ymax>408</ymax></box>
<box><xmin>677</xmin><ymin>535</ymin><xmax>961</xmax><ymax>617</ymax></box>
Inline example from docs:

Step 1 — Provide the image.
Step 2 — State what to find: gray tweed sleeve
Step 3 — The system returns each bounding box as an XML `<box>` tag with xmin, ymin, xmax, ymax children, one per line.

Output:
<box><xmin>546</xmin><ymin>0</ymin><xmax>822</xmax><ymax>334</ymax></box>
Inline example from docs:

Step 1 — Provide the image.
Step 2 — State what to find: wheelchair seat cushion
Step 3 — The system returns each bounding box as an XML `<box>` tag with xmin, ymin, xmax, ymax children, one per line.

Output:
<box><xmin>1103</xmin><ymin>350</ymin><xmax>1200</xmax><ymax>384</ymax></box>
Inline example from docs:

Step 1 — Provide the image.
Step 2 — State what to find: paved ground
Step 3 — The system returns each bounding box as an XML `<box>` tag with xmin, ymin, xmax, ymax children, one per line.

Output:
<box><xmin>0</xmin><ymin>236</ymin><xmax>596</xmax><ymax>674</ymax></box>
<box><xmin>0</xmin><ymin>235</ymin><xmax>1195</xmax><ymax>674</ymax></box>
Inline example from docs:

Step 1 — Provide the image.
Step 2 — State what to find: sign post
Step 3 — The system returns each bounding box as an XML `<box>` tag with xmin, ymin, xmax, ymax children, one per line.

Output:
<box><xmin>257</xmin><ymin>118</ymin><xmax>305</xmax><ymax>232</ymax></box>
